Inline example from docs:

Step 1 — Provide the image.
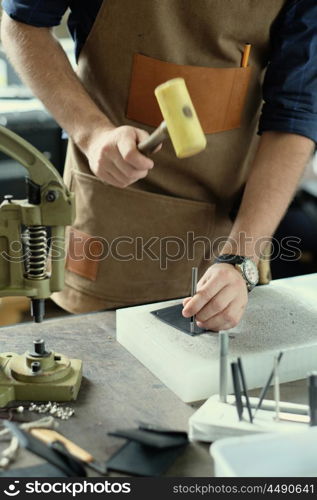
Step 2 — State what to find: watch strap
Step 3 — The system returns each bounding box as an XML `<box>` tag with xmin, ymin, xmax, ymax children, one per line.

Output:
<box><xmin>214</xmin><ymin>254</ymin><xmax>245</xmax><ymax>265</ymax></box>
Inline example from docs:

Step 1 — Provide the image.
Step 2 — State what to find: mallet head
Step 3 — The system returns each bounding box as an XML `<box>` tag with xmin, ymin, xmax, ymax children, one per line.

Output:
<box><xmin>155</xmin><ymin>78</ymin><xmax>207</xmax><ymax>159</ymax></box>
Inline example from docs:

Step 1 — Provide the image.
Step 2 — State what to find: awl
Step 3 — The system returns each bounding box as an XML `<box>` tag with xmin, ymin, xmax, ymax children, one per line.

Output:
<box><xmin>30</xmin><ymin>428</ymin><xmax>107</xmax><ymax>475</ymax></box>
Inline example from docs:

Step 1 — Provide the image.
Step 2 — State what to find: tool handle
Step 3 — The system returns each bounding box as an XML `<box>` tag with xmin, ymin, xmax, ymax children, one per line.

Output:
<box><xmin>30</xmin><ymin>429</ymin><xmax>93</xmax><ymax>463</ymax></box>
<box><xmin>138</xmin><ymin>121</ymin><xmax>168</xmax><ymax>155</ymax></box>
<box><xmin>219</xmin><ymin>331</ymin><xmax>229</xmax><ymax>403</ymax></box>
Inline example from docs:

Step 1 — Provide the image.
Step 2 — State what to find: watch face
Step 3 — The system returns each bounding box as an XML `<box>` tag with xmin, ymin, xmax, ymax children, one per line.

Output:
<box><xmin>243</xmin><ymin>259</ymin><xmax>259</xmax><ymax>285</ymax></box>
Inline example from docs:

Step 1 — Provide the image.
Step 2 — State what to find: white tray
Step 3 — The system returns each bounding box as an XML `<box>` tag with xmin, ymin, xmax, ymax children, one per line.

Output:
<box><xmin>210</xmin><ymin>427</ymin><xmax>317</xmax><ymax>477</ymax></box>
<box><xmin>189</xmin><ymin>394</ymin><xmax>309</xmax><ymax>442</ymax></box>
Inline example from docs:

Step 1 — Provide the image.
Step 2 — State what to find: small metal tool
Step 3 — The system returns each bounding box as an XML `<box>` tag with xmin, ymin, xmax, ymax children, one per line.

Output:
<box><xmin>274</xmin><ymin>355</ymin><xmax>280</xmax><ymax>421</ymax></box>
<box><xmin>237</xmin><ymin>357</ymin><xmax>253</xmax><ymax>423</ymax></box>
<box><xmin>190</xmin><ymin>267</ymin><xmax>198</xmax><ymax>334</ymax></box>
<box><xmin>254</xmin><ymin>351</ymin><xmax>284</xmax><ymax>416</ymax></box>
<box><xmin>219</xmin><ymin>331</ymin><xmax>229</xmax><ymax>403</ymax></box>
<box><xmin>308</xmin><ymin>372</ymin><xmax>317</xmax><ymax>426</ymax></box>
<box><xmin>231</xmin><ymin>362</ymin><xmax>243</xmax><ymax>421</ymax></box>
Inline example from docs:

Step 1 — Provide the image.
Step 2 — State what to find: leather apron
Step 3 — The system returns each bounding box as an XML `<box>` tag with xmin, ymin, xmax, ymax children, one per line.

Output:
<box><xmin>53</xmin><ymin>0</ymin><xmax>286</xmax><ymax>313</ymax></box>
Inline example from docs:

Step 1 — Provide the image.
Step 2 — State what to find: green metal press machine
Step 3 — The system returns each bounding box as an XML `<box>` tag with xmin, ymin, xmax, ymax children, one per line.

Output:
<box><xmin>0</xmin><ymin>125</ymin><xmax>82</xmax><ymax>406</ymax></box>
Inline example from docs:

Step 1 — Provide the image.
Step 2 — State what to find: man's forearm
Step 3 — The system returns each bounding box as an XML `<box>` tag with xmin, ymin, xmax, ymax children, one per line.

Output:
<box><xmin>221</xmin><ymin>131</ymin><xmax>315</xmax><ymax>261</ymax></box>
<box><xmin>0</xmin><ymin>14</ymin><xmax>154</xmax><ymax>187</ymax></box>
<box><xmin>0</xmin><ymin>13</ymin><xmax>112</xmax><ymax>151</ymax></box>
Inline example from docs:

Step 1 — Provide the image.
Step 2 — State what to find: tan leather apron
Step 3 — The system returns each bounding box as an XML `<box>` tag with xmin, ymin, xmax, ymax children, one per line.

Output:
<box><xmin>53</xmin><ymin>0</ymin><xmax>286</xmax><ymax>313</ymax></box>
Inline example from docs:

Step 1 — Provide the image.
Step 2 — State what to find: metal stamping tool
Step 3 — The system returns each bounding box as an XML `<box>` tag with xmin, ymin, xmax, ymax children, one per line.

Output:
<box><xmin>254</xmin><ymin>351</ymin><xmax>284</xmax><ymax>416</ymax></box>
<box><xmin>190</xmin><ymin>267</ymin><xmax>198</xmax><ymax>334</ymax></box>
<box><xmin>138</xmin><ymin>78</ymin><xmax>207</xmax><ymax>158</ymax></box>
<box><xmin>231</xmin><ymin>362</ymin><xmax>243</xmax><ymax>421</ymax></box>
<box><xmin>274</xmin><ymin>355</ymin><xmax>280</xmax><ymax>421</ymax></box>
<box><xmin>237</xmin><ymin>357</ymin><xmax>253</xmax><ymax>423</ymax></box>
<box><xmin>219</xmin><ymin>331</ymin><xmax>229</xmax><ymax>403</ymax></box>
<box><xmin>308</xmin><ymin>372</ymin><xmax>317</xmax><ymax>426</ymax></box>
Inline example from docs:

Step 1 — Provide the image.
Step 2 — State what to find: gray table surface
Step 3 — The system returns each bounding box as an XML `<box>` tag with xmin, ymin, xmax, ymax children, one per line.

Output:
<box><xmin>0</xmin><ymin>311</ymin><xmax>308</xmax><ymax>477</ymax></box>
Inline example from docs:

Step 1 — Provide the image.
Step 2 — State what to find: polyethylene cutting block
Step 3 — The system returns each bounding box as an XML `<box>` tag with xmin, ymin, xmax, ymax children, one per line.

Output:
<box><xmin>117</xmin><ymin>274</ymin><xmax>317</xmax><ymax>402</ymax></box>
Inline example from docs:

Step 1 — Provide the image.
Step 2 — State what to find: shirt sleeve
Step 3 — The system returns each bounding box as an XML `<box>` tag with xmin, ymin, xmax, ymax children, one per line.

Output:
<box><xmin>259</xmin><ymin>0</ymin><xmax>317</xmax><ymax>144</ymax></box>
<box><xmin>1</xmin><ymin>0</ymin><xmax>69</xmax><ymax>27</ymax></box>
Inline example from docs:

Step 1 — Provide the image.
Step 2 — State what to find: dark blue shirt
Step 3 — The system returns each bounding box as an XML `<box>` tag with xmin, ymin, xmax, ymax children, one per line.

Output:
<box><xmin>2</xmin><ymin>0</ymin><xmax>317</xmax><ymax>143</ymax></box>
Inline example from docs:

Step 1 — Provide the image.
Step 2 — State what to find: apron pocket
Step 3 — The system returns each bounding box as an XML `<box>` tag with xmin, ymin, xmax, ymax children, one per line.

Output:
<box><xmin>66</xmin><ymin>170</ymin><xmax>216</xmax><ymax>303</ymax></box>
<box><xmin>126</xmin><ymin>53</ymin><xmax>251</xmax><ymax>134</ymax></box>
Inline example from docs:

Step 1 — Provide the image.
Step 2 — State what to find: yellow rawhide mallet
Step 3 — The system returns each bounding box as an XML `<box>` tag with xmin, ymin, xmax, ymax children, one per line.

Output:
<box><xmin>138</xmin><ymin>78</ymin><xmax>207</xmax><ymax>158</ymax></box>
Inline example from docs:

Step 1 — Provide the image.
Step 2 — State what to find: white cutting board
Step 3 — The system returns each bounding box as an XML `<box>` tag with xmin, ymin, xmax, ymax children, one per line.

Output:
<box><xmin>116</xmin><ymin>274</ymin><xmax>317</xmax><ymax>402</ymax></box>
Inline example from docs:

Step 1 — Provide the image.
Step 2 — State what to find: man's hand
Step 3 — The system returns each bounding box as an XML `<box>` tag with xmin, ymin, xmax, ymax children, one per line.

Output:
<box><xmin>86</xmin><ymin>125</ymin><xmax>156</xmax><ymax>188</ymax></box>
<box><xmin>182</xmin><ymin>264</ymin><xmax>248</xmax><ymax>331</ymax></box>
<box><xmin>0</xmin><ymin>14</ymin><xmax>158</xmax><ymax>190</ymax></box>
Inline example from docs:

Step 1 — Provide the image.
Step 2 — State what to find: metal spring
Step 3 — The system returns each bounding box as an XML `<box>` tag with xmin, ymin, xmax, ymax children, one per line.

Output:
<box><xmin>24</xmin><ymin>226</ymin><xmax>48</xmax><ymax>279</ymax></box>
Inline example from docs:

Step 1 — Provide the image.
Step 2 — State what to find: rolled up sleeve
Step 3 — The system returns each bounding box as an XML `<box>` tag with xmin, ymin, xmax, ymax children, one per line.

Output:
<box><xmin>1</xmin><ymin>0</ymin><xmax>69</xmax><ymax>27</ymax></box>
<box><xmin>259</xmin><ymin>0</ymin><xmax>317</xmax><ymax>144</ymax></box>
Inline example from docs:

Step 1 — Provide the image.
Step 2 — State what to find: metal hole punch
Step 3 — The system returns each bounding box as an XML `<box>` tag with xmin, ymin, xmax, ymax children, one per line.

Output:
<box><xmin>190</xmin><ymin>267</ymin><xmax>198</xmax><ymax>335</ymax></box>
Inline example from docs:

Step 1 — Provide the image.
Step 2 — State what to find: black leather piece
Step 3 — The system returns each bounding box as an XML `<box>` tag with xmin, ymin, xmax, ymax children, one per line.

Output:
<box><xmin>109</xmin><ymin>428</ymin><xmax>188</xmax><ymax>449</ymax></box>
<box><xmin>138</xmin><ymin>422</ymin><xmax>188</xmax><ymax>437</ymax></box>
<box><xmin>50</xmin><ymin>441</ymin><xmax>87</xmax><ymax>477</ymax></box>
<box><xmin>151</xmin><ymin>303</ymin><xmax>206</xmax><ymax>336</ymax></box>
<box><xmin>107</xmin><ymin>426</ymin><xmax>188</xmax><ymax>476</ymax></box>
<box><xmin>106</xmin><ymin>441</ymin><xmax>187</xmax><ymax>477</ymax></box>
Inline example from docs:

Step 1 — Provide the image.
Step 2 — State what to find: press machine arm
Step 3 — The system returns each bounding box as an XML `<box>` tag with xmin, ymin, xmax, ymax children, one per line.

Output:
<box><xmin>0</xmin><ymin>125</ymin><xmax>75</xmax><ymax>322</ymax></box>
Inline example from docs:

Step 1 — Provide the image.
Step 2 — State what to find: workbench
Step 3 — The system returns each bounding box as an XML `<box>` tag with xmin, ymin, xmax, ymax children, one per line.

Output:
<box><xmin>0</xmin><ymin>311</ymin><xmax>309</xmax><ymax>477</ymax></box>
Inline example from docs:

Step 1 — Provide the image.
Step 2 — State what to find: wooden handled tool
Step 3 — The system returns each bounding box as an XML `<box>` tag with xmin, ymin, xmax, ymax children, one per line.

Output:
<box><xmin>30</xmin><ymin>428</ymin><xmax>93</xmax><ymax>462</ymax></box>
<box><xmin>138</xmin><ymin>78</ymin><xmax>207</xmax><ymax>158</ymax></box>
<box><xmin>29</xmin><ymin>428</ymin><xmax>107</xmax><ymax>474</ymax></box>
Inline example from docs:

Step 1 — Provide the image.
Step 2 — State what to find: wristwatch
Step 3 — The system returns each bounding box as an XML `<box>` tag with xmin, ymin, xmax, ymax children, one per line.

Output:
<box><xmin>214</xmin><ymin>254</ymin><xmax>259</xmax><ymax>292</ymax></box>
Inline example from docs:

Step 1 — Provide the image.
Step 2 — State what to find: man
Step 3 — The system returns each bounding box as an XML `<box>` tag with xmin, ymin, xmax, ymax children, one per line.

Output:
<box><xmin>1</xmin><ymin>0</ymin><xmax>316</xmax><ymax>331</ymax></box>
